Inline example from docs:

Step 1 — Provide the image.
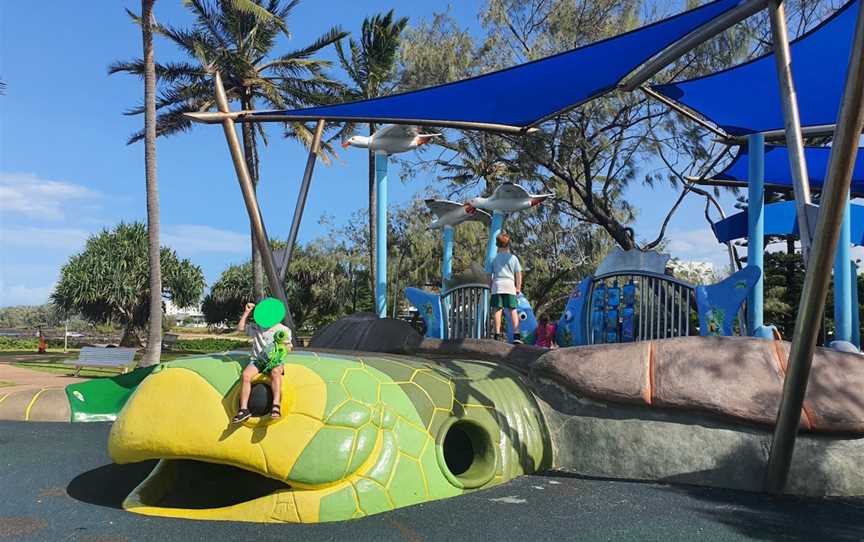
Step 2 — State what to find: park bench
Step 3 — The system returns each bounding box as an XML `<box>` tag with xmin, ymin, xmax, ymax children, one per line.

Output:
<box><xmin>64</xmin><ymin>346</ymin><xmax>137</xmax><ymax>376</ymax></box>
<box><xmin>161</xmin><ymin>332</ymin><xmax>179</xmax><ymax>351</ymax></box>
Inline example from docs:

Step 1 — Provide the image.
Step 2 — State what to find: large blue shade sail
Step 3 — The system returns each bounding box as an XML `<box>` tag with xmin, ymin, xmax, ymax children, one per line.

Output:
<box><xmin>654</xmin><ymin>0</ymin><xmax>859</xmax><ymax>135</ymax></box>
<box><xmin>249</xmin><ymin>0</ymin><xmax>744</xmax><ymax>131</ymax></box>
<box><xmin>711</xmin><ymin>144</ymin><xmax>864</xmax><ymax>193</ymax></box>
<box><xmin>713</xmin><ymin>200</ymin><xmax>864</xmax><ymax>244</ymax></box>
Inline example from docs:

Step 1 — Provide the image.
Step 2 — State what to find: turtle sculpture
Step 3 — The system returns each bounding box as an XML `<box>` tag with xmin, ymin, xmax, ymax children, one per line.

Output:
<box><xmin>108</xmin><ymin>351</ymin><xmax>550</xmax><ymax>523</ymax></box>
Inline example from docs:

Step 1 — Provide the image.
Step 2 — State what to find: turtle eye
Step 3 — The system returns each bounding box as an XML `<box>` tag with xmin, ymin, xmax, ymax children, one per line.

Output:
<box><xmin>564</xmin><ymin>310</ymin><xmax>573</xmax><ymax>322</ymax></box>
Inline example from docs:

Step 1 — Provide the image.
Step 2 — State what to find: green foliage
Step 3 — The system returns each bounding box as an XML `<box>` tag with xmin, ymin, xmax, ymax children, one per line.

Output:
<box><xmin>0</xmin><ymin>336</ymin><xmax>64</xmax><ymax>350</ymax></box>
<box><xmin>51</xmin><ymin>222</ymin><xmax>205</xmax><ymax>345</ymax></box>
<box><xmin>109</xmin><ymin>0</ymin><xmax>346</xmax><ymax>148</ymax></box>
<box><xmin>203</xmin><ymin>241</ymin><xmax>364</xmax><ymax>332</ymax></box>
<box><xmin>764</xmin><ymin>250</ymin><xmax>864</xmax><ymax>343</ymax></box>
<box><xmin>336</xmin><ymin>10</ymin><xmax>409</xmax><ymax>101</ymax></box>
<box><xmin>172</xmin><ymin>338</ymin><xmax>250</xmax><ymax>352</ymax></box>
<box><xmin>0</xmin><ymin>304</ymin><xmax>62</xmax><ymax>328</ymax></box>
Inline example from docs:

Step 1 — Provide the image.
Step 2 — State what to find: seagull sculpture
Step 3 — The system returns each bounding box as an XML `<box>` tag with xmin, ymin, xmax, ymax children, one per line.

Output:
<box><xmin>466</xmin><ymin>182</ymin><xmax>554</xmax><ymax>213</ymax></box>
<box><xmin>342</xmin><ymin>124</ymin><xmax>441</xmax><ymax>155</ymax></box>
<box><xmin>426</xmin><ymin>199</ymin><xmax>492</xmax><ymax>230</ymax></box>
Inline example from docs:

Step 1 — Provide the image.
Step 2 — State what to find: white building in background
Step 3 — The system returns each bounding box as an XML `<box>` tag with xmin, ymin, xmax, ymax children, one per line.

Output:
<box><xmin>164</xmin><ymin>300</ymin><xmax>205</xmax><ymax>327</ymax></box>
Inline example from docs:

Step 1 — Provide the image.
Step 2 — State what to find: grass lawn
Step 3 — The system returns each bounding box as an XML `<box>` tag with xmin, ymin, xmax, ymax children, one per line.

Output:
<box><xmin>8</xmin><ymin>350</ymin><xmax>223</xmax><ymax>379</ymax></box>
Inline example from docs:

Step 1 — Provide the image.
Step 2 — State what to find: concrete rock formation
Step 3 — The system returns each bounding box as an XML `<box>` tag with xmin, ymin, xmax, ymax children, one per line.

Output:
<box><xmin>532</xmin><ymin>336</ymin><xmax>864</xmax><ymax>434</ymax></box>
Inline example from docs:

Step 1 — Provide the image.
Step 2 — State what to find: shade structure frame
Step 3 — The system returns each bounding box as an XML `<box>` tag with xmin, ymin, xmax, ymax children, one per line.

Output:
<box><xmin>653</xmin><ymin>0</ymin><xmax>862</xmax><ymax>136</ymax></box>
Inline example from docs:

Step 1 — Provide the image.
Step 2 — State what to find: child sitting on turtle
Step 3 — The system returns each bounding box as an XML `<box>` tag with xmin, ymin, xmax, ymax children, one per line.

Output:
<box><xmin>232</xmin><ymin>297</ymin><xmax>293</xmax><ymax>423</ymax></box>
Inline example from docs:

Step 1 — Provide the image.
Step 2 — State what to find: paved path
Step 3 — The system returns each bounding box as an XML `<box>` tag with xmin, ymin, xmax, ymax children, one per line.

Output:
<box><xmin>0</xmin><ymin>363</ymin><xmax>86</xmax><ymax>394</ymax></box>
<box><xmin>1</xmin><ymin>421</ymin><xmax>862</xmax><ymax>542</ymax></box>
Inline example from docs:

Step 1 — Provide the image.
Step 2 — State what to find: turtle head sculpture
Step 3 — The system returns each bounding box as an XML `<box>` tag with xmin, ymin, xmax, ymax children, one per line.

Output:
<box><xmin>108</xmin><ymin>352</ymin><xmax>550</xmax><ymax>523</ymax></box>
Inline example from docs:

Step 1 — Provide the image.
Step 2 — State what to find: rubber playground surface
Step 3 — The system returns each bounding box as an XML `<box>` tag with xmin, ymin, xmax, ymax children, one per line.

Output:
<box><xmin>2</xmin><ymin>422</ymin><xmax>863</xmax><ymax>541</ymax></box>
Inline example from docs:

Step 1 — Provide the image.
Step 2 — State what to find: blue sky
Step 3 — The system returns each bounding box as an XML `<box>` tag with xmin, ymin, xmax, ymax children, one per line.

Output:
<box><xmin>0</xmin><ymin>0</ymin><xmax>744</xmax><ymax>308</ymax></box>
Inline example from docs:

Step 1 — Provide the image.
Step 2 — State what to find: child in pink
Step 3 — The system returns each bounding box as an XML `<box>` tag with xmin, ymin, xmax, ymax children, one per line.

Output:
<box><xmin>535</xmin><ymin>314</ymin><xmax>557</xmax><ymax>348</ymax></box>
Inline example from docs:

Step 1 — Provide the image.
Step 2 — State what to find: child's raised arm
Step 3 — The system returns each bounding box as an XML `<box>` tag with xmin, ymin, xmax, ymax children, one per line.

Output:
<box><xmin>238</xmin><ymin>302</ymin><xmax>255</xmax><ymax>332</ymax></box>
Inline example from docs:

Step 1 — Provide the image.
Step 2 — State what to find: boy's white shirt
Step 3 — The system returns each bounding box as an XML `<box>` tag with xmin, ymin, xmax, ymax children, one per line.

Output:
<box><xmin>490</xmin><ymin>252</ymin><xmax>522</xmax><ymax>295</ymax></box>
<box><xmin>246</xmin><ymin>323</ymin><xmax>292</xmax><ymax>361</ymax></box>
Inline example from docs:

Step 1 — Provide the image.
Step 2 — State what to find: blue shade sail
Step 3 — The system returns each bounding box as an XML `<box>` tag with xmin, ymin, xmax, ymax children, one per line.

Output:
<box><xmin>654</xmin><ymin>0</ymin><xmax>859</xmax><ymax>135</ymax></box>
<box><xmin>712</xmin><ymin>144</ymin><xmax>864</xmax><ymax>193</ymax></box>
<box><xmin>249</xmin><ymin>0</ymin><xmax>744</xmax><ymax>130</ymax></box>
<box><xmin>713</xmin><ymin>200</ymin><xmax>864</xmax><ymax>244</ymax></box>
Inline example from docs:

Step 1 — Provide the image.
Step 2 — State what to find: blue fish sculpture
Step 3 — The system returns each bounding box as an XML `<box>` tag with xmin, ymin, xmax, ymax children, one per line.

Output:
<box><xmin>556</xmin><ymin>278</ymin><xmax>591</xmax><ymax>347</ymax></box>
<box><xmin>505</xmin><ymin>293</ymin><xmax>538</xmax><ymax>344</ymax></box>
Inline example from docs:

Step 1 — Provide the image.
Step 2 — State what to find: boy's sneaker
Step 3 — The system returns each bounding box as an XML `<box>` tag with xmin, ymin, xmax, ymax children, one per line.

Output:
<box><xmin>493</xmin><ymin>333</ymin><xmax>503</xmax><ymax>342</ymax></box>
<box><xmin>231</xmin><ymin>408</ymin><xmax>251</xmax><ymax>424</ymax></box>
<box><xmin>512</xmin><ymin>333</ymin><xmax>524</xmax><ymax>345</ymax></box>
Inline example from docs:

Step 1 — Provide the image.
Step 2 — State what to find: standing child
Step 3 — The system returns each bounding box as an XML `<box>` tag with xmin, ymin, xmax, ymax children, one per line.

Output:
<box><xmin>232</xmin><ymin>297</ymin><xmax>293</xmax><ymax>423</ymax></box>
<box><xmin>535</xmin><ymin>314</ymin><xmax>557</xmax><ymax>348</ymax></box>
<box><xmin>490</xmin><ymin>233</ymin><xmax>524</xmax><ymax>344</ymax></box>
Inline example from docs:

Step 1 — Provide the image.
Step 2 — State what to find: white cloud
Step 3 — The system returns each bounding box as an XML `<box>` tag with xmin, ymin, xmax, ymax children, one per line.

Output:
<box><xmin>162</xmin><ymin>225</ymin><xmax>249</xmax><ymax>255</ymax></box>
<box><xmin>665</xmin><ymin>228</ymin><xmax>732</xmax><ymax>271</ymax></box>
<box><xmin>0</xmin><ymin>172</ymin><xmax>103</xmax><ymax>220</ymax></box>
<box><xmin>0</xmin><ymin>279</ymin><xmax>54</xmax><ymax>307</ymax></box>
<box><xmin>0</xmin><ymin>226</ymin><xmax>91</xmax><ymax>249</ymax></box>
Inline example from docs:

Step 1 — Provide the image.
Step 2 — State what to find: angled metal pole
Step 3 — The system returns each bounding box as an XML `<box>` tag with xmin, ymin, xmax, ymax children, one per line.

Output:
<box><xmin>212</xmin><ymin>71</ymin><xmax>293</xmax><ymax>328</ymax></box>
<box><xmin>621</xmin><ymin>0</ymin><xmax>770</xmax><ymax>91</ymax></box>
<box><xmin>765</xmin><ymin>1</ymin><xmax>864</xmax><ymax>494</ymax></box>
<box><xmin>768</xmin><ymin>0</ymin><xmax>814</xmax><ymax>261</ymax></box>
<box><xmin>279</xmin><ymin>119</ymin><xmax>326</xmax><ymax>282</ymax></box>
<box><xmin>640</xmin><ymin>86</ymin><xmax>731</xmax><ymax>140</ymax></box>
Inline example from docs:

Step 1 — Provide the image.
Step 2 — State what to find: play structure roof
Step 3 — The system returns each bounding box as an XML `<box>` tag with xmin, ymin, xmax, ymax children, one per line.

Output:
<box><xmin>709</xmin><ymin>144</ymin><xmax>864</xmax><ymax>194</ymax></box>
<box><xmin>713</xmin><ymin>200</ymin><xmax>864</xmax><ymax>244</ymax></box>
<box><xmin>653</xmin><ymin>0</ymin><xmax>859</xmax><ymax>135</ymax></box>
<box><xmin>246</xmin><ymin>0</ymin><xmax>744</xmax><ymax>132</ymax></box>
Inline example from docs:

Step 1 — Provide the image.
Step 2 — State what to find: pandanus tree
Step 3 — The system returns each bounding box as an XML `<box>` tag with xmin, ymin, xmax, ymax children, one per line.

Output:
<box><xmin>52</xmin><ymin>222</ymin><xmax>205</xmax><ymax>348</ymax></box>
<box><xmin>110</xmin><ymin>0</ymin><xmax>347</xmax><ymax>299</ymax></box>
<box><xmin>335</xmin><ymin>10</ymin><xmax>408</xmax><ymax>303</ymax></box>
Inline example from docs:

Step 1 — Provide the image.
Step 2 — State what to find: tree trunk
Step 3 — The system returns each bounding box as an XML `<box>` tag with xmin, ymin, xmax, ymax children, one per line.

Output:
<box><xmin>141</xmin><ymin>0</ymin><xmax>162</xmax><ymax>367</ymax></box>
<box><xmin>367</xmin><ymin>122</ymin><xmax>377</xmax><ymax>305</ymax></box>
<box><xmin>120</xmin><ymin>321</ymin><xmax>142</xmax><ymax>348</ymax></box>
<box><xmin>241</xmin><ymin>95</ymin><xmax>265</xmax><ymax>300</ymax></box>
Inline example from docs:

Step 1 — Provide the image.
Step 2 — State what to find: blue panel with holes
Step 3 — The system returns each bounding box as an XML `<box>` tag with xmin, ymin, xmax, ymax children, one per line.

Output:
<box><xmin>556</xmin><ymin>278</ymin><xmax>591</xmax><ymax>347</ymax></box>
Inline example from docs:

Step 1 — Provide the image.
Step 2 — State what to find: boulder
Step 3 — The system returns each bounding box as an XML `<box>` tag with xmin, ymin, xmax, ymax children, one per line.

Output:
<box><xmin>308</xmin><ymin>313</ymin><xmax>422</xmax><ymax>354</ymax></box>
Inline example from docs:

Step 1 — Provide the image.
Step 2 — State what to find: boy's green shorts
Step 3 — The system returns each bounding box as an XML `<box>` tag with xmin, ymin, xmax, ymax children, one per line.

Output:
<box><xmin>490</xmin><ymin>293</ymin><xmax>518</xmax><ymax>309</ymax></box>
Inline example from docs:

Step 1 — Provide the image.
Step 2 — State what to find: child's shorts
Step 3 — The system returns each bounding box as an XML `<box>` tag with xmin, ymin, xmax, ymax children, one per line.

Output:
<box><xmin>491</xmin><ymin>293</ymin><xmax>518</xmax><ymax>309</ymax></box>
<box><xmin>251</xmin><ymin>357</ymin><xmax>284</xmax><ymax>374</ymax></box>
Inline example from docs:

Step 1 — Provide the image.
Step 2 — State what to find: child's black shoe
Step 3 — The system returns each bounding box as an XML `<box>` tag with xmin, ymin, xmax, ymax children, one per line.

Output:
<box><xmin>231</xmin><ymin>408</ymin><xmax>251</xmax><ymax>424</ymax></box>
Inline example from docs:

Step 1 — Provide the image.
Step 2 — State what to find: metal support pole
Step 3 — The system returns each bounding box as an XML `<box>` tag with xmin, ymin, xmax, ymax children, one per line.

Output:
<box><xmin>484</xmin><ymin>211</ymin><xmax>506</xmax><ymax>273</ymax></box>
<box><xmin>442</xmin><ymin>226</ymin><xmax>454</xmax><ymax>288</ymax></box>
<box><xmin>769</xmin><ymin>0</ymin><xmax>814</xmax><ymax>260</ymax></box>
<box><xmin>375</xmin><ymin>152</ymin><xmax>388</xmax><ymax>318</ymax></box>
<box><xmin>280</xmin><ymin>119</ymin><xmax>325</xmax><ymax>281</ymax></box>
<box><xmin>747</xmin><ymin>134</ymin><xmax>772</xmax><ymax>338</ymax></box>
<box><xmin>765</xmin><ymin>1</ymin><xmax>864</xmax><ymax>494</ymax></box>
<box><xmin>851</xmin><ymin>260</ymin><xmax>861</xmax><ymax>350</ymax></box>
<box><xmin>621</xmin><ymin>0</ymin><xmax>769</xmax><ymax>90</ymax></box>
<box><xmin>833</xmin><ymin>196</ymin><xmax>853</xmax><ymax>343</ymax></box>
<box><xmin>212</xmin><ymin>72</ymin><xmax>293</xmax><ymax>328</ymax></box>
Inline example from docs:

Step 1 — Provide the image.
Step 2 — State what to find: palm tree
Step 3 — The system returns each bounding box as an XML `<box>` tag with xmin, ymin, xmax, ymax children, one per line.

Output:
<box><xmin>110</xmin><ymin>0</ymin><xmax>346</xmax><ymax>299</ymax></box>
<box><xmin>335</xmin><ymin>10</ymin><xmax>408</xmax><ymax>304</ymax></box>
<box><xmin>141</xmin><ymin>0</ymin><xmax>162</xmax><ymax>367</ymax></box>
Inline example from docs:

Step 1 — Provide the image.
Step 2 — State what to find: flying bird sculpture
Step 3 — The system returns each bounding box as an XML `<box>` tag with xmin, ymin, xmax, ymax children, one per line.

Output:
<box><xmin>342</xmin><ymin>124</ymin><xmax>440</xmax><ymax>155</ymax></box>
<box><xmin>466</xmin><ymin>182</ymin><xmax>554</xmax><ymax>213</ymax></box>
<box><xmin>425</xmin><ymin>199</ymin><xmax>492</xmax><ymax>230</ymax></box>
